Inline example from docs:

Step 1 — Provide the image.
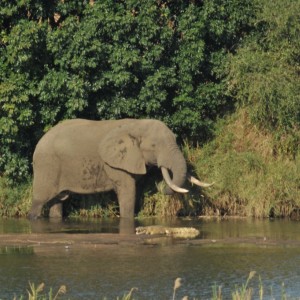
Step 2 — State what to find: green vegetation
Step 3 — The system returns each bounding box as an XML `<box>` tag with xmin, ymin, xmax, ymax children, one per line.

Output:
<box><xmin>189</xmin><ymin>109</ymin><xmax>300</xmax><ymax>218</ymax></box>
<box><xmin>227</xmin><ymin>0</ymin><xmax>300</xmax><ymax>158</ymax></box>
<box><xmin>0</xmin><ymin>177</ymin><xmax>32</xmax><ymax>217</ymax></box>
<box><xmin>0</xmin><ymin>0</ymin><xmax>299</xmax><ymax>218</ymax></box>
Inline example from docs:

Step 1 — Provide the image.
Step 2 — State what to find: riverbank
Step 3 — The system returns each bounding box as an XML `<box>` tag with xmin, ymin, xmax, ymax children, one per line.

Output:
<box><xmin>185</xmin><ymin>110</ymin><xmax>300</xmax><ymax>218</ymax></box>
<box><xmin>0</xmin><ymin>111</ymin><xmax>299</xmax><ymax>219</ymax></box>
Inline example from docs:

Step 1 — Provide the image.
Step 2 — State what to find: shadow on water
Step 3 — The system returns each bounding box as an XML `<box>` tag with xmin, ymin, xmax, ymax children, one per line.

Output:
<box><xmin>0</xmin><ymin>217</ymin><xmax>300</xmax><ymax>299</ymax></box>
<box><xmin>0</xmin><ymin>217</ymin><xmax>123</xmax><ymax>234</ymax></box>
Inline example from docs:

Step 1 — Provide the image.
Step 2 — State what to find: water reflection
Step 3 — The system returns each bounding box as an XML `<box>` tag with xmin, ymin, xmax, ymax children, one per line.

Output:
<box><xmin>0</xmin><ymin>237</ymin><xmax>299</xmax><ymax>299</ymax></box>
<box><xmin>0</xmin><ymin>218</ymin><xmax>32</xmax><ymax>234</ymax></box>
<box><xmin>0</xmin><ymin>245</ymin><xmax>34</xmax><ymax>255</ymax></box>
<box><xmin>0</xmin><ymin>217</ymin><xmax>300</xmax><ymax>241</ymax></box>
<box><xmin>198</xmin><ymin>218</ymin><xmax>300</xmax><ymax>241</ymax></box>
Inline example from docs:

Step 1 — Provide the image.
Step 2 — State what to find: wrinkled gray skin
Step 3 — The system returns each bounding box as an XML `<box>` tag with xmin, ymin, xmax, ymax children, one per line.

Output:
<box><xmin>29</xmin><ymin>119</ymin><xmax>188</xmax><ymax>219</ymax></box>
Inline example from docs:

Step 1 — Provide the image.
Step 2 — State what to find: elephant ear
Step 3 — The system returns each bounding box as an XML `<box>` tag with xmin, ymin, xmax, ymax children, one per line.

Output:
<box><xmin>98</xmin><ymin>133</ymin><xmax>146</xmax><ymax>175</ymax></box>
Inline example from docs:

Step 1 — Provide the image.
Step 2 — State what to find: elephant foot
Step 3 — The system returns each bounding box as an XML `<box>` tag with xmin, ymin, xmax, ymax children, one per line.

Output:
<box><xmin>27</xmin><ymin>212</ymin><xmax>40</xmax><ymax>220</ymax></box>
<box><xmin>28</xmin><ymin>206</ymin><xmax>43</xmax><ymax>220</ymax></box>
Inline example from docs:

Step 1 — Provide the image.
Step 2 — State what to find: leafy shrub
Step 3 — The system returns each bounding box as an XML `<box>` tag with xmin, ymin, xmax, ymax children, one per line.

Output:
<box><xmin>192</xmin><ymin>110</ymin><xmax>300</xmax><ymax>217</ymax></box>
<box><xmin>0</xmin><ymin>0</ymin><xmax>257</xmax><ymax>183</ymax></box>
<box><xmin>227</xmin><ymin>0</ymin><xmax>300</xmax><ymax>158</ymax></box>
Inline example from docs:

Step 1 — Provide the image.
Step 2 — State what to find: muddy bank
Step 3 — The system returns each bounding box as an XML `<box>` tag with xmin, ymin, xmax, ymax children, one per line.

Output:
<box><xmin>1</xmin><ymin>233</ymin><xmax>300</xmax><ymax>250</ymax></box>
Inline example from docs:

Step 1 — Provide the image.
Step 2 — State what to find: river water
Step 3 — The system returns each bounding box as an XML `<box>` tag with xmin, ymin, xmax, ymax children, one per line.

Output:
<box><xmin>0</xmin><ymin>218</ymin><xmax>299</xmax><ymax>299</ymax></box>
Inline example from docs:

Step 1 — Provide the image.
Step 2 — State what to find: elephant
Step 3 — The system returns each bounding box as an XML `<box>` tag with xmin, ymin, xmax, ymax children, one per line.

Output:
<box><xmin>29</xmin><ymin>119</ymin><xmax>213</xmax><ymax>219</ymax></box>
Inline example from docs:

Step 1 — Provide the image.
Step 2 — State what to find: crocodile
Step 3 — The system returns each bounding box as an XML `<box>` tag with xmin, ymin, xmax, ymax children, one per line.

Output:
<box><xmin>135</xmin><ymin>226</ymin><xmax>200</xmax><ymax>239</ymax></box>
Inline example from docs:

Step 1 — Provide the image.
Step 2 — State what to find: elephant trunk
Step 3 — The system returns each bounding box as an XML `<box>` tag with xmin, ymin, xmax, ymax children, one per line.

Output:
<box><xmin>158</xmin><ymin>145</ymin><xmax>187</xmax><ymax>194</ymax></box>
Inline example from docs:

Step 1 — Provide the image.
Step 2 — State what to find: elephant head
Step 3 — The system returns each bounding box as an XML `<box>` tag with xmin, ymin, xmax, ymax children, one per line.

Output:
<box><xmin>97</xmin><ymin>119</ymin><xmax>211</xmax><ymax>194</ymax></box>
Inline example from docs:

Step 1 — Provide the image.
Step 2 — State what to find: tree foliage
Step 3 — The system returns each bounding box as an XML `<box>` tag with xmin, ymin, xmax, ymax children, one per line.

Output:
<box><xmin>228</xmin><ymin>0</ymin><xmax>300</xmax><ymax>157</ymax></box>
<box><xmin>2</xmin><ymin>0</ymin><xmax>294</xmax><ymax>184</ymax></box>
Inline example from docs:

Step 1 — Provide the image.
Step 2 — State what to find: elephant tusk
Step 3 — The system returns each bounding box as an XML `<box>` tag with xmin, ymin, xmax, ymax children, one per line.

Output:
<box><xmin>187</xmin><ymin>174</ymin><xmax>214</xmax><ymax>187</ymax></box>
<box><xmin>161</xmin><ymin>167</ymin><xmax>189</xmax><ymax>193</ymax></box>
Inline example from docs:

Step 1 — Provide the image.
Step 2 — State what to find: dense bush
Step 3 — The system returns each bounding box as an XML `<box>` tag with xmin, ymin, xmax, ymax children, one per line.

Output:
<box><xmin>0</xmin><ymin>0</ymin><xmax>256</xmax><ymax>183</ymax></box>
<box><xmin>191</xmin><ymin>110</ymin><xmax>300</xmax><ymax>218</ymax></box>
<box><xmin>228</xmin><ymin>0</ymin><xmax>300</xmax><ymax>157</ymax></box>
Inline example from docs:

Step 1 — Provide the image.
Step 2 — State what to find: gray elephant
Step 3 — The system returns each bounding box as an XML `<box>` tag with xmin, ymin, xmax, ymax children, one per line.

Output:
<box><xmin>29</xmin><ymin>119</ymin><xmax>212</xmax><ymax>219</ymax></box>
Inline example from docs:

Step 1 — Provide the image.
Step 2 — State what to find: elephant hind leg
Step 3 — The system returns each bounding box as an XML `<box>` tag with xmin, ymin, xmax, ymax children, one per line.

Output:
<box><xmin>48</xmin><ymin>192</ymin><xmax>70</xmax><ymax>218</ymax></box>
<box><xmin>45</xmin><ymin>198</ymin><xmax>63</xmax><ymax>218</ymax></box>
<box><xmin>28</xmin><ymin>202</ymin><xmax>44</xmax><ymax>219</ymax></box>
<box><xmin>29</xmin><ymin>197</ymin><xmax>63</xmax><ymax>219</ymax></box>
<box><xmin>30</xmin><ymin>188</ymin><xmax>62</xmax><ymax>219</ymax></box>
<box><xmin>49</xmin><ymin>203</ymin><xmax>63</xmax><ymax>218</ymax></box>
<box><xmin>31</xmin><ymin>159</ymin><xmax>63</xmax><ymax>218</ymax></box>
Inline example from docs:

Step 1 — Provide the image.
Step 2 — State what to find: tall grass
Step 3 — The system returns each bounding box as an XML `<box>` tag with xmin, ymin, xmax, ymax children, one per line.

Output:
<box><xmin>185</xmin><ymin>109</ymin><xmax>300</xmax><ymax>218</ymax></box>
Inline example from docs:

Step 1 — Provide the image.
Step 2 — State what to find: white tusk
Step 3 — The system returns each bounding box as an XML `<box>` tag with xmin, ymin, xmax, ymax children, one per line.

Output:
<box><xmin>187</xmin><ymin>175</ymin><xmax>214</xmax><ymax>187</ymax></box>
<box><xmin>161</xmin><ymin>167</ymin><xmax>189</xmax><ymax>193</ymax></box>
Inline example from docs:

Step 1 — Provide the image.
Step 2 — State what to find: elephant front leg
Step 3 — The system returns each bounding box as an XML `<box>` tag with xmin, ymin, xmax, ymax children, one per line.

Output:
<box><xmin>104</xmin><ymin>166</ymin><xmax>137</xmax><ymax>219</ymax></box>
<box><xmin>115</xmin><ymin>174</ymin><xmax>136</xmax><ymax>219</ymax></box>
<box><xmin>117</xmin><ymin>184</ymin><xmax>136</xmax><ymax>219</ymax></box>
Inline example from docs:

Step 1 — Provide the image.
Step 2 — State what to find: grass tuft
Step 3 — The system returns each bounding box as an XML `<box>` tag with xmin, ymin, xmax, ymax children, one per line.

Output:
<box><xmin>13</xmin><ymin>282</ymin><xmax>67</xmax><ymax>300</ymax></box>
<box><xmin>172</xmin><ymin>277</ymin><xmax>182</xmax><ymax>300</ymax></box>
